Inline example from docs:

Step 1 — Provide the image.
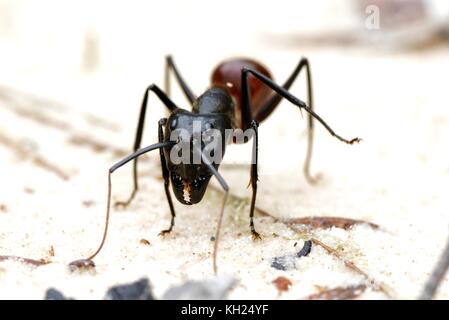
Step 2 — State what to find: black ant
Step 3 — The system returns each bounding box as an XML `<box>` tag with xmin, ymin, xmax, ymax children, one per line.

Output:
<box><xmin>70</xmin><ymin>56</ymin><xmax>360</xmax><ymax>273</ymax></box>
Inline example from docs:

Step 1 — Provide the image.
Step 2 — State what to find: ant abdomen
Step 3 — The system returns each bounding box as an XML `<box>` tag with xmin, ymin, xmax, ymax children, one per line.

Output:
<box><xmin>211</xmin><ymin>58</ymin><xmax>274</xmax><ymax>129</ymax></box>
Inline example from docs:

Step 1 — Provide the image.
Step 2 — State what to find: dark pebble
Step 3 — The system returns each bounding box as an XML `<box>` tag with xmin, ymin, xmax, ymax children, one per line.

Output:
<box><xmin>271</xmin><ymin>258</ymin><xmax>287</xmax><ymax>271</ymax></box>
<box><xmin>45</xmin><ymin>288</ymin><xmax>68</xmax><ymax>300</ymax></box>
<box><xmin>297</xmin><ymin>240</ymin><xmax>312</xmax><ymax>257</ymax></box>
<box><xmin>104</xmin><ymin>278</ymin><xmax>153</xmax><ymax>300</ymax></box>
<box><xmin>271</xmin><ymin>240</ymin><xmax>312</xmax><ymax>271</ymax></box>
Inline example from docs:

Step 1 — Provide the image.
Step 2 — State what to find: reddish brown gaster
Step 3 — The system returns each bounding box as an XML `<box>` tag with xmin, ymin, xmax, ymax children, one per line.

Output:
<box><xmin>211</xmin><ymin>58</ymin><xmax>274</xmax><ymax>130</ymax></box>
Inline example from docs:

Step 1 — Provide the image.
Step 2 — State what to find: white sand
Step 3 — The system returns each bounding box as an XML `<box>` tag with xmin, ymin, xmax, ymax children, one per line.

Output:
<box><xmin>1</xmin><ymin>0</ymin><xmax>449</xmax><ymax>300</ymax></box>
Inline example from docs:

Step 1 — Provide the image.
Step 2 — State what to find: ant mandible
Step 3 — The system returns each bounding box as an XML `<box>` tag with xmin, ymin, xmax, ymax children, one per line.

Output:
<box><xmin>70</xmin><ymin>55</ymin><xmax>360</xmax><ymax>273</ymax></box>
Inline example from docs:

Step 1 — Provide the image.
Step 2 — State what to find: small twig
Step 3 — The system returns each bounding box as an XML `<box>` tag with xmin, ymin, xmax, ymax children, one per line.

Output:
<box><xmin>306</xmin><ymin>284</ymin><xmax>366</xmax><ymax>300</ymax></box>
<box><xmin>209</xmin><ymin>184</ymin><xmax>380</xmax><ymax>231</ymax></box>
<box><xmin>0</xmin><ymin>85</ymin><xmax>120</xmax><ymax>132</ymax></box>
<box><xmin>32</xmin><ymin>156</ymin><xmax>70</xmax><ymax>181</ymax></box>
<box><xmin>0</xmin><ymin>255</ymin><xmax>49</xmax><ymax>267</ymax></box>
<box><xmin>0</xmin><ymin>131</ymin><xmax>70</xmax><ymax>180</ymax></box>
<box><xmin>419</xmin><ymin>235</ymin><xmax>449</xmax><ymax>300</ymax></box>
<box><xmin>0</xmin><ymin>86</ymin><xmax>67</xmax><ymax>112</ymax></box>
<box><xmin>83</xmin><ymin>113</ymin><xmax>121</xmax><ymax>132</ymax></box>
<box><xmin>1</xmin><ymin>102</ymin><xmax>70</xmax><ymax>131</ymax></box>
<box><xmin>0</xmin><ymin>86</ymin><xmax>125</xmax><ymax>158</ymax></box>
<box><xmin>68</xmin><ymin>135</ymin><xmax>127</xmax><ymax>158</ymax></box>
<box><xmin>208</xmin><ymin>183</ymin><xmax>392</xmax><ymax>298</ymax></box>
<box><xmin>286</xmin><ymin>216</ymin><xmax>379</xmax><ymax>230</ymax></box>
<box><xmin>309</xmin><ymin>237</ymin><xmax>392</xmax><ymax>298</ymax></box>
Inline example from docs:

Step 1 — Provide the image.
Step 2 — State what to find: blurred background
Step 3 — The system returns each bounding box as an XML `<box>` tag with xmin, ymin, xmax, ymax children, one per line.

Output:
<box><xmin>1</xmin><ymin>0</ymin><xmax>448</xmax><ymax>171</ymax></box>
<box><xmin>1</xmin><ymin>0</ymin><xmax>448</xmax><ymax>107</ymax></box>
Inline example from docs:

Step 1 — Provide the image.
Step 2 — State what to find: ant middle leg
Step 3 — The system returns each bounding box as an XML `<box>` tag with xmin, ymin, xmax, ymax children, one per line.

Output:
<box><xmin>157</xmin><ymin>118</ymin><xmax>177</xmax><ymax>236</ymax></box>
<box><xmin>115</xmin><ymin>84</ymin><xmax>178</xmax><ymax>208</ymax></box>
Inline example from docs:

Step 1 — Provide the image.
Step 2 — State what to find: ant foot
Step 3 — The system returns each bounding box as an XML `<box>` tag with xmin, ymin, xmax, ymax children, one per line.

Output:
<box><xmin>349</xmin><ymin>137</ymin><xmax>362</xmax><ymax>144</ymax></box>
<box><xmin>158</xmin><ymin>229</ymin><xmax>173</xmax><ymax>237</ymax></box>
<box><xmin>114</xmin><ymin>200</ymin><xmax>130</xmax><ymax>209</ymax></box>
<box><xmin>251</xmin><ymin>230</ymin><xmax>262</xmax><ymax>240</ymax></box>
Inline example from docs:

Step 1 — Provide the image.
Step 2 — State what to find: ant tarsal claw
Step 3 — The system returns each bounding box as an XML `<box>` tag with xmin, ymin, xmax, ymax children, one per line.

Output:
<box><xmin>349</xmin><ymin>137</ymin><xmax>362</xmax><ymax>144</ymax></box>
<box><xmin>158</xmin><ymin>229</ymin><xmax>173</xmax><ymax>237</ymax></box>
<box><xmin>251</xmin><ymin>231</ymin><xmax>262</xmax><ymax>241</ymax></box>
<box><xmin>114</xmin><ymin>200</ymin><xmax>130</xmax><ymax>209</ymax></box>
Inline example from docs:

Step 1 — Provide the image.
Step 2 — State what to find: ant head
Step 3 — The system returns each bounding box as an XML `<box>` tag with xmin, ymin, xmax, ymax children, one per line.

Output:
<box><xmin>163</xmin><ymin>111</ymin><xmax>231</xmax><ymax>205</ymax></box>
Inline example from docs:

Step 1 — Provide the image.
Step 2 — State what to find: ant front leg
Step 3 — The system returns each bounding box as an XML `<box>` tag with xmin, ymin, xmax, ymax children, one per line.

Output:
<box><xmin>157</xmin><ymin>118</ymin><xmax>177</xmax><ymax>236</ymax></box>
<box><xmin>115</xmin><ymin>84</ymin><xmax>177</xmax><ymax>208</ymax></box>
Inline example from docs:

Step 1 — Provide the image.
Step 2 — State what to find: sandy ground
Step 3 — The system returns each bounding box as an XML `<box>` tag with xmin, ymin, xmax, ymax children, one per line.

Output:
<box><xmin>1</xmin><ymin>0</ymin><xmax>449</xmax><ymax>300</ymax></box>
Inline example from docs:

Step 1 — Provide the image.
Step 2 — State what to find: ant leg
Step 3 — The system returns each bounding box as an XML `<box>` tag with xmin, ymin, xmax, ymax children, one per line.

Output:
<box><xmin>241</xmin><ymin>75</ymin><xmax>262</xmax><ymax>239</ymax></box>
<box><xmin>69</xmin><ymin>141</ymin><xmax>176</xmax><ymax>267</ymax></box>
<box><xmin>115</xmin><ymin>84</ymin><xmax>177</xmax><ymax>208</ymax></box>
<box><xmin>195</xmin><ymin>146</ymin><xmax>229</xmax><ymax>274</ymax></box>
<box><xmin>164</xmin><ymin>55</ymin><xmax>196</xmax><ymax>104</ymax></box>
<box><xmin>248</xmin><ymin>120</ymin><xmax>261</xmax><ymax>240</ymax></box>
<box><xmin>157</xmin><ymin>118</ymin><xmax>177</xmax><ymax>236</ymax></box>
<box><xmin>241</xmin><ymin>68</ymin><xmax>361</xmax><ymax>145</ymax></box>
<box><xmin>255</xmin><ymin>58</ymin><xmax>317</xmax><ymax>183</ymax></box>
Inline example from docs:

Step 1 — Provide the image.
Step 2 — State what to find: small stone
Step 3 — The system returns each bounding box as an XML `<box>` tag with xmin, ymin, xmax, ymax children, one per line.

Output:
<box><xmin>45</xmin><ymin>288</ymin><xmax>68</xmax><ymax>300</ymax></box>
<box><xmin>271</xmin><ymin>255</ymin><xmax>296</xmax><ymax>271</ymax></box>
<box><xmin>297</xmin><ymin>240</ymin><xmax>312</xmax><ymax>257</ymax></box>
<box><xmin>272</xmin><ymin>276</ymin><xmax>292</xmax><ymax>293</ymax></box>
<box><xmin>271</xmin><ymin>240</ymin><xmax>312</xmax><ymax>271</ymax></box>
<box><xmin>104</xmin><ymin>278</ymin><xmax>153</xmax><ymax>300</ymax></box>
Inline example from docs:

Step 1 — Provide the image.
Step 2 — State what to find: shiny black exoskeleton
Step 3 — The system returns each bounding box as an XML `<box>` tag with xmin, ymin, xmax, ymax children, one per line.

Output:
<box><xmin>164</xmin><ymin>88</ymin><xmax>235</xmax><ymax>205</ymax></box>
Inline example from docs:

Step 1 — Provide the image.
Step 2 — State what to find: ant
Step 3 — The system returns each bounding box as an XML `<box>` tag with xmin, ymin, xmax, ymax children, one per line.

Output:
<box><xmin>70</xmin><ymin>56</ymin><xmax>360</xmax><ymax>273</ymax></box>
